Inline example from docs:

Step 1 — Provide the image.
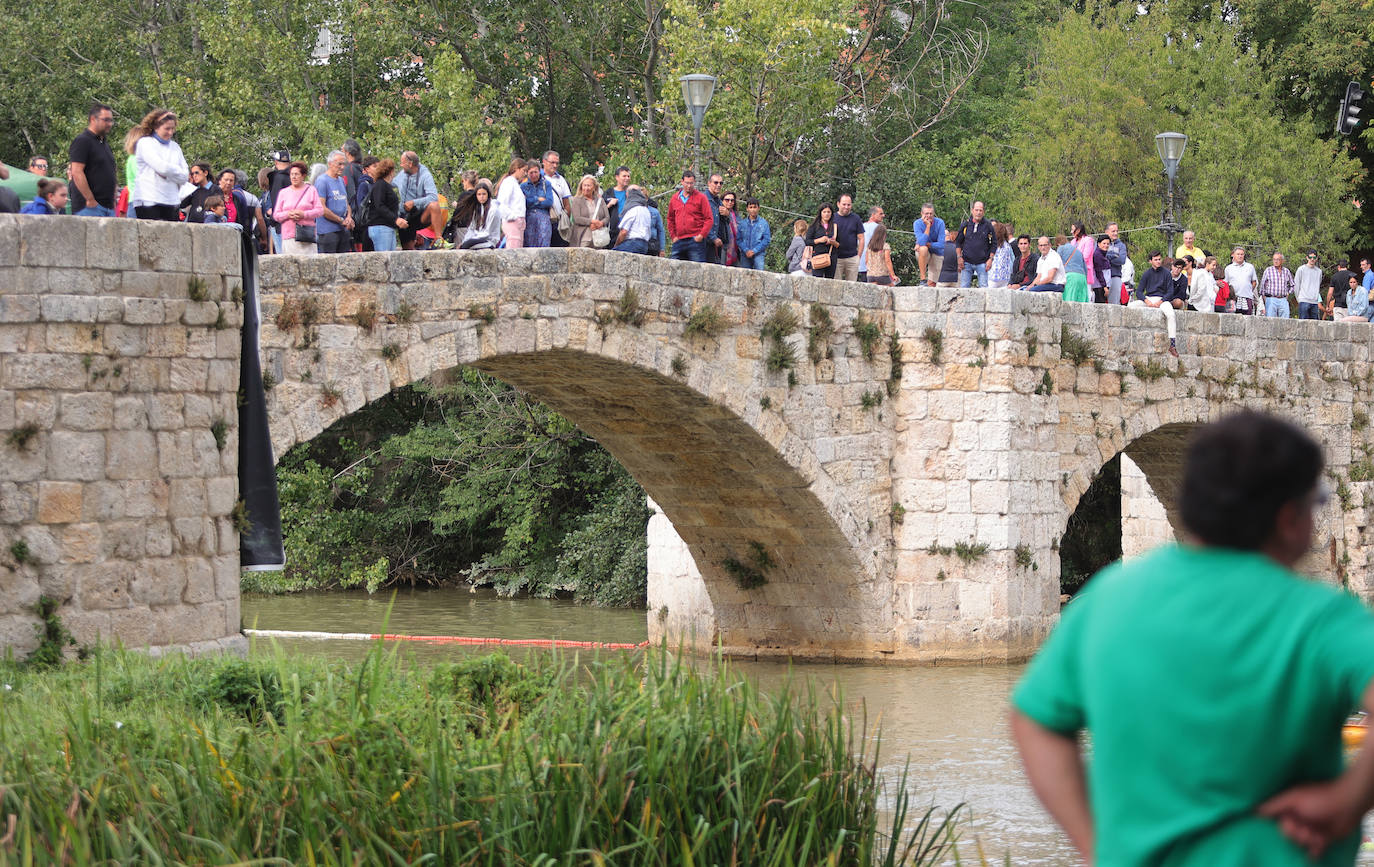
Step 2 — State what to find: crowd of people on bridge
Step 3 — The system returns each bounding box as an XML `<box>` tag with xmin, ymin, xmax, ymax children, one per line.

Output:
<box><xmin>14</xmin><ymin>103</ymin><xmax>1374</xmax><ymax>354</ymax></box>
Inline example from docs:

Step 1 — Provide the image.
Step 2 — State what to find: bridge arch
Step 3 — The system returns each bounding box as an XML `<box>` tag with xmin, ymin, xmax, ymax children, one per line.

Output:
<box><xmin>258</xmin><ymin>249</ymin><xmax>900</xmax><ymax>658</ymax></box>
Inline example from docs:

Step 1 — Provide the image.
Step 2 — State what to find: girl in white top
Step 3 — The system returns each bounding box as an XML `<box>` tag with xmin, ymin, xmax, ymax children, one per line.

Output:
<box><xmin>124</xmin><ymin>108</ymin><xmax>188</xmax><ymax>222</ymax></box>
<box><xmin>1186</xmin><ymin>255</ymin><xmax>1218</xmax><ymax>311</ymax></box>
<box><xmin>495</xmin><ymin>158</ymin><xmax>527</xmax><ymax>249</ymax></box>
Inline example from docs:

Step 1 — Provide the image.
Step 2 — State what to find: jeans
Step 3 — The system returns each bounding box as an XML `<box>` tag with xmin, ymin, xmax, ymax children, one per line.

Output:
<box><xmin>740</xmin><ymin>252</ymin><xmax>767</xmax><ymax>270</ymax></box>
<box><xmin>959</xmin><ymin>261</ymin><xmax>988</xmax><ymax>288</ymax></box>
<box><xmin>75</xmin><ymin>205</ymin><xmax>115</xmax><ymax>217</ymax></box>
<box><xmin>1264</xmin><ymin>296</ymin><xmax>1291</xmax><ymax>318</ymax></box>
<box><xmin>670</xmin><ymin>238</ymin><xmax>709</xmax><ymax>262</ymax></box>
<box><xmin>614</xmin><ymin>238</ymin><xmax>648</xmax><ymax>255</ymax></box>
<box><xmin>1299</xmin><ymin>302</ymin><xmax>1322</xmax><ymax>320</ymax></box>
<box><xmin>1028</xmin><ymin>283</ymin><xmax>1064</xmax><ymax>293</ymax></box>
<box><xmin>316</xmin><ymin>231</ymin><xmax>349</xmax><ymax>253</ymax></box>
<box><xmin>1109</xmin><ymin>276</ymin><xmax>1124</xmax><ymax>304</ymax></box>
<box><xmin>270</xmin><ymin>228</ymin><xmax>282</xmax><ymax>253</ymax></box>
<box><xmin>368</xmin><ymin>225</ymin><xmax>397</xmax><ymax>251</ymax></box>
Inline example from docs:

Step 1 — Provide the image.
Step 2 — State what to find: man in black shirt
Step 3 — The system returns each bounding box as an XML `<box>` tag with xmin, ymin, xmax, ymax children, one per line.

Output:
<box><xmin>832</xmin><ymin>194</ymin><xmax>866</xmax><ymax>282</ymax></box>
<box><xmin>265</xmin><ymin>149</ymin><xmax>294</xmax><ymax>252</ymax></box>
<box><xmin>1326</xmin><ymin>258</ymin><xmax>1356</xmax><ymax>319</ymax></box>
<box><xmin>955</xmin><ymin>200</ymin><xmax>994</xmax><ymax>287</ymax></box>
<box><xmin>67</xmin><ymin>102</ymin><xmax>117</xmax><ymax>216</ymax></box>
<box><xmin>705</xmin><ymin>173</ymin><xmax>727</xmax><ymax>264</ymax></box>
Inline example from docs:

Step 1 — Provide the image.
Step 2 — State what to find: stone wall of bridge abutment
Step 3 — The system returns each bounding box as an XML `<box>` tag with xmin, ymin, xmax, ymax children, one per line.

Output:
<box><xmin>0</xmin><ymin>215</ymin><xmax>245</xmax><ymax>657</ymax></box>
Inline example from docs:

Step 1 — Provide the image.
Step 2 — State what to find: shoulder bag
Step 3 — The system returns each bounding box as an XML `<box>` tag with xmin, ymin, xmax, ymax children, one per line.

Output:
<box><xmin>287</xmin><ymin>185</ymin><xmax>316</xmax><ymax>244</ymax></box>
<box><xmin>591</xmin><ymin>199</ymin><xmax>611</xmax><ymax>248</ymax></box>
<box><xmin>810</xmin><ymin>227</ymin><xmax>836</xmax><ymax>270</ymax></box>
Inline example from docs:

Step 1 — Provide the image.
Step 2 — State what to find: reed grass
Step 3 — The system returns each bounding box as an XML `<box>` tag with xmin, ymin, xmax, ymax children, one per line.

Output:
<box><xmin>0</xmin><ymin>645</ymin><xmax>962</xmax><ymax>865</ymax></box>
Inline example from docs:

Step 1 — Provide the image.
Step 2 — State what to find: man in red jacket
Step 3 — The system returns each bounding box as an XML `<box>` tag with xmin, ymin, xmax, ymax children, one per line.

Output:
<box><xmin>667</xmin><ymin>170</ymin><xmax>714</xmax><ymax>263</ymax></box>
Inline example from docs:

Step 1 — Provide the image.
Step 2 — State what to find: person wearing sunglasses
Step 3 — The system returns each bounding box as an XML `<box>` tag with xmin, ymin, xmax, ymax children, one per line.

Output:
<box><xmin>27</xmin><ymin>156</ymin><xmax>48</xmax><ymax>176</ymax></box>
<box><xmin>1294</xmin><ymin>250</ymin><xmax>1325</xmax><ymax>320</ymax></box>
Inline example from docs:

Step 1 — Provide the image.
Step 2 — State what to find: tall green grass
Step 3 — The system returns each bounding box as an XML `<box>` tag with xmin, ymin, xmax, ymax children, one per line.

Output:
<box><xmin>0</xmin><ymin>645</ymin><xmax>962</xmax><ymax>864</ymax></box>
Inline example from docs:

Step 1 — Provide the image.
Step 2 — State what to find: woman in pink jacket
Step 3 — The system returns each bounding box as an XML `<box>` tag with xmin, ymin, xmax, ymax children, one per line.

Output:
<box><xmin>272</xmin><ymin>161</ymin><xmax>324</xmax><ymax>255</ymax></box>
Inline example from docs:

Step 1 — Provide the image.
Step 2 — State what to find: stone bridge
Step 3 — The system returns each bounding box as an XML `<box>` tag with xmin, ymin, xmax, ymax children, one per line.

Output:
<box><xmin>3</xmin><ymin>215</ymin><xmax>1373</xmax><ymax>661</ymax></box>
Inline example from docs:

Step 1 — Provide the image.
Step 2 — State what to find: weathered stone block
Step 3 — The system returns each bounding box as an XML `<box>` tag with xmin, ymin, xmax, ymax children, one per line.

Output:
<box><xmin>36</xmin><ymin>480</ymin><xmax>84</xmax><ymax>524</ymax></box>
<box><xmin>106</xmin><ymin>430</ymin><xmax>157</xmax><ymax>480</ymax></box>
<box><xmin>20</xmin><ymin>215</ymin><xmax>86</xmax><ymax>268</ymax></box>
<box><xmin>137</xmin><ymin>221</ymin><xmax>192</xmax><ymax>272</ymax></box>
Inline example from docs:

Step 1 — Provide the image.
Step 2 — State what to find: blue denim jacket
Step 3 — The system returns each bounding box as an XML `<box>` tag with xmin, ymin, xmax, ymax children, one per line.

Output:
<box><xmin>737</xmin><ymin>215</ymin><xmax>771</xmax><ymax>256</ymax></box>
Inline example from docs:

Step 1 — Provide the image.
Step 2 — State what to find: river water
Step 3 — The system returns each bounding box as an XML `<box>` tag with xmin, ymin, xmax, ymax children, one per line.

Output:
<box><xmin>242</xmin><ymin>587</ymin><xmax>1075</xmax><ymax>863</ymax></box>
<box><xmin>241</xmin><ymin>588</ymin><xmax>1374</xmax><ymax>865</ymax></box>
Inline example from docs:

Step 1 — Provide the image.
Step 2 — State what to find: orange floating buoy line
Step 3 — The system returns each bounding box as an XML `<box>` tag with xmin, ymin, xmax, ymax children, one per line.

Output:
<box><xmin>243</xmin><ymin>628</ymin><xmax>650</xmax><ymax>651</ymax></box>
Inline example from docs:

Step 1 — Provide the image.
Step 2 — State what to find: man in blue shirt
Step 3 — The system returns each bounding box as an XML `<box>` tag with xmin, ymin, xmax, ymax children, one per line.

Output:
<box><xmin>313</xmin><ymin>151</ymin><xmax>354</xmax><ymax>254</ymax></box>
<box><xmin>395</xmin><ymin>151</ymin><xmax>439</xmax><ymax>249</ymax></box>
<box><xmin>912</xmin><ymin>203</ymin><xmax>946</xmax><ymax>287</ymax></box>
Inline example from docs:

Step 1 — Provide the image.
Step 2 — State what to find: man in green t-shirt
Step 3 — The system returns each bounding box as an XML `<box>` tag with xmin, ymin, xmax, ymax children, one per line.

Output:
<box><xmin>1012</xmin><ymin>411</ymin><xmax>1374</xmax><ymax>865</ymax></box>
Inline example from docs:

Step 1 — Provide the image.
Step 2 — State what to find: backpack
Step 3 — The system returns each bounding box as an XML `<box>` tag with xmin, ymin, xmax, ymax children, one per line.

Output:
<box><xmin>355</xmin><ymin>186</ymin><xmax>373</xmax><ymax>228</ymax></box>
<box><xmin>647</xmin><ymin>207</ymin><xmax>663</xmax><ymax>256</ymax></box>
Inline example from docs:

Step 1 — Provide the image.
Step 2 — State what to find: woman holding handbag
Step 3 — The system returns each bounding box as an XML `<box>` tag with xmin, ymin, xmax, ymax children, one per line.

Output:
<box><xmin>568</xmin><ymin>175</ymin><xmax>610</xmax><ymax>248</ymax></box>
<box><xmin>804</xmin><ymin>203</ymin><xmax>839</xmax><ymax>279</ymax></box>
<box><xmin>272</xmin><ymin>161</ymin><xmax>324</xmax><ymax>256</ymax></box>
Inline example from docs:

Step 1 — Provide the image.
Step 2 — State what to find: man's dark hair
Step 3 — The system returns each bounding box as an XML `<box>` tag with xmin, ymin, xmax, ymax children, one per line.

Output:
<box><xmin>89</xmin><ymin>101</ymin><xmax>111</xmax><ymax>119</ymax></box>
<box><xmin>1148</xmin><ymin>250</ymin><xmax>1162</xmax><ymax>260</ymax></box>
<box><xmin>361</xmin><ymin>155</ymin><xmax>378</xmax><ymax>169</ymax></box>
<box><xmin>615</xmin><ymin>165</ymin><xmax>630</xmax><ymax>176</ymax></box>
<box><xmin>342</xmin><ymin>139</ymin><xmax>361</xmax><ymax>160</ymax></box>
<box><xmin>681</xmin><ymin>170</ymin><xmax>695</xmax><ymax>180</ymax></box>
<box><xmin>1016</xmin><ymin>234</ymin><xmax>1031</xmax><ymax>245</ymax></box>
<box><xmin>1338</xmin><ymin>258</ymin><xmax>1349</xmax><ymax>268</ymax></box>
<box><xmin>1180</xmin><ymin>411</ymin><xmax>1323</xmax><ymax>550</ymax></box>
<box><xmin>746</xmin><ymin>197</ymin><xmax>759</xmax><ymax>208</ymax></box>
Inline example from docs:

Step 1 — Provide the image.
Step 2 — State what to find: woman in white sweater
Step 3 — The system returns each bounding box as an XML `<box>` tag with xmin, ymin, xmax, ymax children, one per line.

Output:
<box><xmin>124</xmin><ymin>109</ymin><xmax>189</xmax><ymax>222</ymax></box>
<box><xmin>495</xmin><ymin>158</ymin><xmax>527</xmax><ymax>249</ymax></box>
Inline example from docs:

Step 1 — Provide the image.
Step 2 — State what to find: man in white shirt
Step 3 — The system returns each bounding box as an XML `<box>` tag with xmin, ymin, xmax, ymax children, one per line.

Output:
<box><xmin>613</xmin><ymin>186</ymin><xmax>653</xmax><ymax>255</ymax></box>
<box><xmin>1224</xmin><ymin>247</ymin><xmax>1259</xmax><ymax>315</ymax></box>
<box><xmin>543</xmin><ymin>150</ymin><xmax>572</xmax><ymax>248</ymax></box>
<box><xmin>859</xmin><ymin>206</ymin><xmax>884</xmax><ymax>282</ymax></box>
<box><xmin>1294</xmin><ymin>251</ymin><xmax>1324</xmax><ymax>320</ymax></box>
<box><xmin>1024</xmin><ymin>237</ymin><xmax>1065</xmax><ymax>292</ymax></box>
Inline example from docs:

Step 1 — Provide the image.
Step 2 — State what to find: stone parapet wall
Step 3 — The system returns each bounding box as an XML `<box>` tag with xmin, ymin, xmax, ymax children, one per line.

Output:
<box><xmin>0</xmin><ymin>216</ymin><xmax>244</xmax><ymax>656</ymax></box>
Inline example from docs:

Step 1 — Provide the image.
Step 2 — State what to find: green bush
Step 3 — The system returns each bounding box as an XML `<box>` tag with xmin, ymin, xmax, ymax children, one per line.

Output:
<box><xmin>258</xmin><ymin>371</ymin><xmax>651</xmax><ymax>606</ymax></box>
<box><xmin>0</xmin><ymin>647</ymin><xmax>963</xmax><ymax>865</ymax></box>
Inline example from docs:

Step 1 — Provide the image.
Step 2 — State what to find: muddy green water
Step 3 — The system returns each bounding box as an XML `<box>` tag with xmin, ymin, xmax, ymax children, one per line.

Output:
<box><xmin>242</xmin><ymin>587</ymin><xmax>1075</xmax><ymax>862</ymax></box>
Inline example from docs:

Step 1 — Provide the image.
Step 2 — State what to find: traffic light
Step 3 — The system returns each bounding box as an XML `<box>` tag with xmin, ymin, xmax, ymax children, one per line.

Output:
<box><xmin>1337</xmin><ymin>81</ymin><xmax>1365</xmax><ymax>135</ymax></box>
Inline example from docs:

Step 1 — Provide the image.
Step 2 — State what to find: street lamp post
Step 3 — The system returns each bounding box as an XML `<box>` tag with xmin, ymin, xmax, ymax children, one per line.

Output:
<box><xmin>680</xmin><ymin>74</ymin><xmax>717</xmax><ymax>174</ymax></box>
<box><xmin>1154</xmin><ymin>131</ymin><xmax>1188</xmax><ymax>258</ymax></box>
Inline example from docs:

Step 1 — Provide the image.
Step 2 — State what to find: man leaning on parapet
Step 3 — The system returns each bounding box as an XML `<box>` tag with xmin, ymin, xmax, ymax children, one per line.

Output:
<box><xmin>1011</xmin><ymin>411</ymin><xmax>1374</xmax><ymax>865</ymax></box>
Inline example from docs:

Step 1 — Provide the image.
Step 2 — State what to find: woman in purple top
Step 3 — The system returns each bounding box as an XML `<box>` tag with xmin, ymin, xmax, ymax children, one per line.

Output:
<box><xmin>1092</xmin><ymin>236</ymin><xmax>1113</xmax><ymax>303</ymax></box>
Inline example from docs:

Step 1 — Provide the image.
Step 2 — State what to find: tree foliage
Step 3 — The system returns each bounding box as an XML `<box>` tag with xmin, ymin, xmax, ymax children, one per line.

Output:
<box><xmin>1000</xmin><ymin>5</ymin><xmax>1362</xmax><ymax>261</ymax></box>
<box><xmin>249</xmin><ymin>371</ymin><xmax>651</xmax><ymax>607</ymax></box>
